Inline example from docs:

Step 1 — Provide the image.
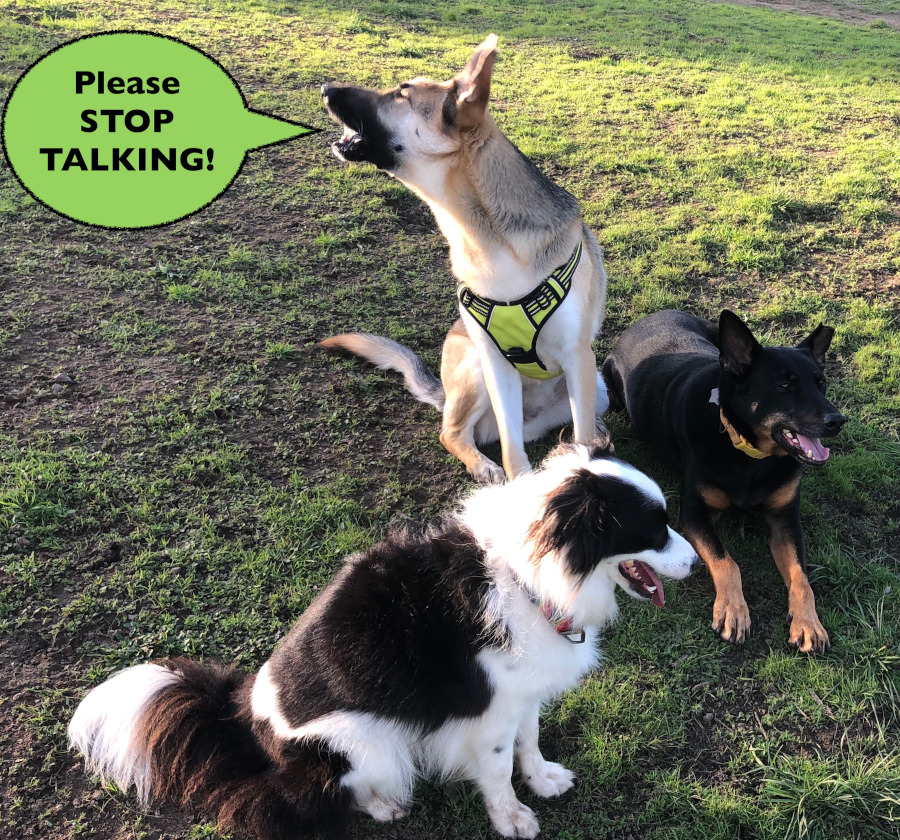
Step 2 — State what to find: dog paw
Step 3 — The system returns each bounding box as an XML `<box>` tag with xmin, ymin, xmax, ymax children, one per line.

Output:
<box><xmin>712</xmin><ymin>597</ymin><xmax>751</xmax><ymax>644</ymax></box>
<box><xmin>788</xmin><ymin>613</ymin><xmax>830</xmax><ymax>654</ymax></box>
<box><xmin>471</xmin><ymin>460</ymin><xmax>506</xmax><ymax>485</ymax></box>
<box><xmin>523</xmin><ymin>760</ymin><xmax>575</xmax><ymax>798</ymax></box>
<box><xmin>358</xmin><ymin>795</ymin><xmax>410</xmax><ymax>823</ymax></box>
<box><xmin>488</xmin><ymin>800</ymin><xmax>540</xmax><ymax>839</ymax></box>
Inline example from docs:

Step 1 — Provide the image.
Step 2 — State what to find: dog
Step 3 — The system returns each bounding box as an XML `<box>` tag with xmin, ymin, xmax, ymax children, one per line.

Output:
<box><xmin>69</xmin><ymin>439</ymin><xmax>698</xmax><ymax>840</ymax></box>
<box><xmin>601</xmin><ymin>309</ymin><xmax>846</xmax><ymax>653</ymax></box>
<box><xmin>319</xmin><ymin>327</ymin><xmax>610</xmax><ymax>485</ymax></box>
<box><xmin>320</xmin><ymin>34</ymin><xmax>609</xmax><ymax>483</ymax></box>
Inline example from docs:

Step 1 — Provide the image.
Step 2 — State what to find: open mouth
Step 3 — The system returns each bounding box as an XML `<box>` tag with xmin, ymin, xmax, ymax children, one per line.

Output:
<box><xmin>773</xmin><ymin>428</ymin><xmax>830</xmax><ymax>465</ymax></box>
<box><xmin>618</xmin><ymin>560</ymin><xmax>664</xmax><ymax>607</ymax></box>
<box><xmin>332</xmin><ymin>126</ymin><xmax>367</xmax><ymax>161</ymax></box>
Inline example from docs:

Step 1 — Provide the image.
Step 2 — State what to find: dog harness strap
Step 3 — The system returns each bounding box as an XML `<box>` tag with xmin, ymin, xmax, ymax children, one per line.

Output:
<box><xmin>457</xmin><ymin>240</ymin><xmax>582</xmax><ymax>380</ymax></box>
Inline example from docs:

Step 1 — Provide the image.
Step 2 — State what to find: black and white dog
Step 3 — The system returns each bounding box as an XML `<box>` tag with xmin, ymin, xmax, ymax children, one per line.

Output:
<box><xmin>69</xmin><ymin>440</ymin><xmax>698</xmax><ymax>840</ymax></box>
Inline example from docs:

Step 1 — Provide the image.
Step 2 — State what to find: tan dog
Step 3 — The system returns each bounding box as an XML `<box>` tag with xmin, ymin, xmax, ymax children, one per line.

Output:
<box><xmin>320</xmin><ymin>35</ymin><xmax>609</xmax><ymax>483</ymax></box>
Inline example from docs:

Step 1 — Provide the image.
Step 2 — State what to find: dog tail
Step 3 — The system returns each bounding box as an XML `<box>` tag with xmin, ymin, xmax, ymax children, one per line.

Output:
<box><xmin>319</xmin><ymin>332</ymin><xmax>445</xmax><ymax>410</ymax></box>
<box><xmin>68</xmin><ymin>659</ymin><xmax>350</xmax><ymax>840</ymax></box>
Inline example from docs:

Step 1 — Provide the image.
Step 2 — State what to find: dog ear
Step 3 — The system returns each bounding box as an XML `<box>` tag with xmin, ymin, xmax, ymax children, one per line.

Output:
<box><xmin>526</xmin><ymin>469</ymin><xmax>613</xmax><ymax>579</ymax></box>
<box><xmin>797</xmin><ymin>323</ymin><xmax>834</xmax><ymax>366</ymax></box>
<box><xmin>718</xmin><ymin>310</ymin><xmax>760</xmax><ymax>379</ymax></box>
<box><xmin>454</xmin><ymin>34</ymin><xmax>498</xmax><ymax>130</ymax></box>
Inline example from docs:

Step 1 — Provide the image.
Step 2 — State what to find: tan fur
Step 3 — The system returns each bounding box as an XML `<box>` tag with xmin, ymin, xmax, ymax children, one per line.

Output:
<box><xmin>698</xmin><ymin>485</ymin><xmax>732</xmax><ymax>512</ymax></box>
<box><xmin>324</xmin><ymin>36</ymin><xmax>608</xmax><ymax>482</ymax></box>
<box><xmin>749</xmin><ymin>424</ymin><xmax>792</xmax><ymax>457</ymax></box>
<box><xmin>763</xmin><ymin>475</ymin><xmax>802</xmax><ymax>511</ymax></box>
<box><xmin>766</xmin><ymin>515</ymin><xmax>829</xmax><ymax>653</ymax></box>
<box><xmin>689</xmin><ymin>535</ymin><xmax>751</xmax><ymax>644</ymax></box>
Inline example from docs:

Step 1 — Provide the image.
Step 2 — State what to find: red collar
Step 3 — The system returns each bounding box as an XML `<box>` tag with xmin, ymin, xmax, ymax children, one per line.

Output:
<box><xmin>510</xmin><ymin>570</ymin><xmax>585</xmax><ymax>644</ymax></box>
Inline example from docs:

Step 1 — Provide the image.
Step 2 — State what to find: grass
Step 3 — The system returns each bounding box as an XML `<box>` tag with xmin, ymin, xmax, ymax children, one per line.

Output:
<box><xmin>1</xmin><ymin>0</ymin><xmax>899</xmax><ymax>839</ymax></box>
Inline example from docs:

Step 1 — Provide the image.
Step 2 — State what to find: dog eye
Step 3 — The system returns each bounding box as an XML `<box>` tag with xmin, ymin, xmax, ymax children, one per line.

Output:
<box><xmin>777</xmin><ymin>382</ymin><xmax>792</xmax><ymax>392</ymax></box>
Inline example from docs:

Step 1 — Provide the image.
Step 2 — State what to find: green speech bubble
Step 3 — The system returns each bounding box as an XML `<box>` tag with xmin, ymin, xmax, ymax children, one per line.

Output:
<box><xmin>1</xmin><ymin>31</ymin><xmax>317</xmax><ymax>229</ymax></box>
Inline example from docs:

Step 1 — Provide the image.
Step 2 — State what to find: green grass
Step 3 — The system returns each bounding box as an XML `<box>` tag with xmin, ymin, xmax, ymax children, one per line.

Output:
<box><xmin>1</xmin><ymin>0</ymin><xmax>899</xmax><ymax>839</ymax></box>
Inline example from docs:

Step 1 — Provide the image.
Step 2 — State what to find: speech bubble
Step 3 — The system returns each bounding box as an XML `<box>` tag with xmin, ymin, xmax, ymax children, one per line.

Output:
<box><xmin>1</xmin><ymin>30</ymin><xmax>317</xmax><ymax>229</ymax></box>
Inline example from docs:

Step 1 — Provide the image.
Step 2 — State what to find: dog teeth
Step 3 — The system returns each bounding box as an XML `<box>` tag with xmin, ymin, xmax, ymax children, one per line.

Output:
<box><xmin>646</xmin><ymin>585</ymin><xmax>656</xmax><ymax>593</ymax></box>
<box><xmin>806</xmin><ymin>449</ymin><xmax>813</xmax><ymax>458</ymax></box>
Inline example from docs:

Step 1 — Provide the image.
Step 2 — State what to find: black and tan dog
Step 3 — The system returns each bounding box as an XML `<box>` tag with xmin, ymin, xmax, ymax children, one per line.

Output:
<box><xmin>320</xmin><ymin>35</ymin><xmax>608</xmax><ymax>484</ymax></box>
<box><xmin>602</xmin><ymin>310</ymin><xmax>846</xmax><ymax>652</ymax></box>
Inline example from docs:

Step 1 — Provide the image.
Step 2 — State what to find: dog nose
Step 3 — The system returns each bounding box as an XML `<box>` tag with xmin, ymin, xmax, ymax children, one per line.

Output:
<box><xmin>823</xmin><ymin>412</ymin><xmax>846</xmax><ymax>434</ymax></box>
<box><xmin>689</xmin><ymin>554</ymin><xmax>702</xmax><ymax>573</ymax></box>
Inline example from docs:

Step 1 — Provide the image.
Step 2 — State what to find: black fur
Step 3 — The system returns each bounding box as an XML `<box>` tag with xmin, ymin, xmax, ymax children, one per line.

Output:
<box><xmin>269</xmin><ymin>520</ymin><xmax>502</xmax><ymax>732</ymax></box>
<box><xmin>601</xmin><ymin>309</ymin><xmax>846</xmax><ymax>647</ymax></box>
<box><xmin>601</xmin><ymin>310</ymin><xmax>845</xmax><ymax>486</ymax></box>
<box><xmin>116</xmin><ymin>519</ymin><xmax>500</xmax><ymax>839</ymax></box>
<box><xmin>321</xmin><ymin>83</ymin><xmax>399</xmax><ymax>171</ymax></box>
<box><xmin>528</xmin><ymin>467</ymin><xmax>669</xmax><ymax>579</ymax></box>
<box><xmin>136</xmin><ymin>659</ymin><xmax>351</xmax><ymax>840</ymax></box>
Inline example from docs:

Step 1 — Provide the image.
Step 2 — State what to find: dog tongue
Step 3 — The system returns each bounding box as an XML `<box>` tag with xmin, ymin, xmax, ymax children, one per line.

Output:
<box><xmin>633</xmin><ymin>560</ymin><xmax>665</xmax><ymax>608</ymax></box>
<box><xmin>796</xmin><ymin>434</ymin><xmax>830</xmax><ymax>462</ymax></box>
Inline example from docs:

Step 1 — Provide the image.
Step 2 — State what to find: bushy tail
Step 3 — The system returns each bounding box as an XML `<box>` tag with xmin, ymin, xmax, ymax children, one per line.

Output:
<box><xmin>319</xmin><ymin>333</ymin><xmax>445</xmax><ymax>410</ymax></box>
<box><xmin>68</xmin><ymin>659</ymin><xmax>350</xmax><ymax>840</ymax></box>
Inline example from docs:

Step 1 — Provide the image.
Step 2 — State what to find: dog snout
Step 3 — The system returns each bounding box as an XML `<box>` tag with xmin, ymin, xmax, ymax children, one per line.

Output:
<box><xmin>822</xmin><ymin>412</ymin><xmax>846</xmax><ymax>435</ymax></box>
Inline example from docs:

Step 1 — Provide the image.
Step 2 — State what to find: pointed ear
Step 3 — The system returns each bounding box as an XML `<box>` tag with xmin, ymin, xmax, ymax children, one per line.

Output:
<box><xmin>718</xmin><ymin>310</ymin><xmax>760</xmax><ymax>379</ymax></box>
<box><xmin>526</xmin><ymin>469</ymin><xmax>611</xmax><ymax>579</ymax></box>
<box><xmin>797</xmin><ymin>323</ymin><xmax>834</xmax><ymax>366</ymax></box>
<box><xmin>453</xmin><ymin>34</ymin><xmax>498</xmax><ymax>130</ymax></box>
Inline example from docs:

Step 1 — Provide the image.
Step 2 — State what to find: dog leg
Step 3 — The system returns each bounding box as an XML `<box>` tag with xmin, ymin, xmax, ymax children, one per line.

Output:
<box><xmin>563</xmin><ymin>347</ymin><xmax>600</xmax><ymax>442</ymax></box>
<box><xmin>515</xmin><ymin>701</ymin><xmax>574</xmax><ymax>798</ymax></box>
<box><xmin>440</xmin><ymin>382</ymin><xmax>505</xmax><ymax>485</ymax></box>
<box><xmin>682</xmin><ymin>494</ymin><xmax>750</xmax><ymax>644</ymax></box>
<box><xmin>479</xmin><ymin>351</ymin><xmax>531</xmax><ymax>479</ymax></box>
<box><xmin>467</xmin><ymin>718</ymin><xmax>540</xmax><ymax>838</ymax></box>
<box><xmin>476</xmin><ymin>756</ymin><xmax>540</xmax><ymax>839</ymax></box>
<box><xmin>337</xmin><ymin>720</ymin><xmax>415</xmax><ymax>823</ymax></box>
<box><xmin>765</xmin><ymin>506</ymin><xmax>829</xmax><ymax>654</ymax></box>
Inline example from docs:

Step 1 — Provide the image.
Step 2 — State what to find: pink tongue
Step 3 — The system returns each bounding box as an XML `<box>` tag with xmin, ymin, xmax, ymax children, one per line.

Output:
<box><xmin>634</xmin><ymin>561</ymin><xmax>665</xmax><ymax>608</ymax></box>
<box><xmin>795</xmin><ymin>434</ymin><xmax>830</xmax><ymax>462</ymax></box>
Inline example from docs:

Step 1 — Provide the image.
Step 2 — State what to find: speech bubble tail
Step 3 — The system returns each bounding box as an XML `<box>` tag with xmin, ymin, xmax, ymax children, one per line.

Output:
<box><xmin>240</xmin><ymin>109</ymin><xmax>319</xmax><ymax>152</ymax></box>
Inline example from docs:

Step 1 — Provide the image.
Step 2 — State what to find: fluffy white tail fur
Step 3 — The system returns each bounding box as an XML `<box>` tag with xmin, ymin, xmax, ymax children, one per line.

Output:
<box><xmin>68</xmin><ymin>663</ymin><xmax>181</xmax><ymax>803</ymax></box>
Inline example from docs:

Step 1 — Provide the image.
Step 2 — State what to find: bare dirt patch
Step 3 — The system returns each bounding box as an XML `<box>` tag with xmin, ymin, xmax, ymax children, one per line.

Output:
<box><xmin>715</xmin><ymin>0</ymin><xmax>900</xmax><ymax>28</ymax></box>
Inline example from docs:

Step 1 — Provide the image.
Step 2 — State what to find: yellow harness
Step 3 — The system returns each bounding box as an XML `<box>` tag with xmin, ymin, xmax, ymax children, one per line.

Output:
<box><xmin>457</xmin><ymin>241</ymin><xmax>582</xmax><ymax>380</ymax></box>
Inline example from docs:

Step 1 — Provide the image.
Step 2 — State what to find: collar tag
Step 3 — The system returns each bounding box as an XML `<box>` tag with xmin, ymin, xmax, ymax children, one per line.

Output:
<box><xmin>562</xmin><ymin>629</ymin><xmax>586</xmax><ymax>644</ymax></box>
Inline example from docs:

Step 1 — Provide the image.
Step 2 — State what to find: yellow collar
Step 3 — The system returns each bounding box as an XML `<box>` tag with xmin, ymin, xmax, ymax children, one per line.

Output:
<box><xmin>719</xmin><ymin>407</ymin><xmax>768</xmax><ymax>459</ymax></box>
<box><xmin>709</xmin><ymin>388</ymin><xmax>768</xmax><ymax>459</ymax></box>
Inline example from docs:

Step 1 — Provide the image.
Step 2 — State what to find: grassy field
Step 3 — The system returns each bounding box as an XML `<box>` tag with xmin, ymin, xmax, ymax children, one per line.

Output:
<box><xmin>1</xmin><ymin>0</ymin><xmax>899</xmax><ymax>838</ymax></box>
